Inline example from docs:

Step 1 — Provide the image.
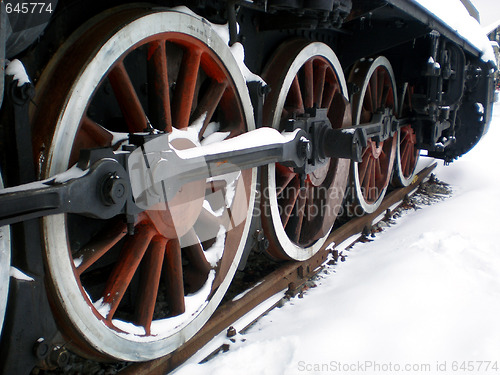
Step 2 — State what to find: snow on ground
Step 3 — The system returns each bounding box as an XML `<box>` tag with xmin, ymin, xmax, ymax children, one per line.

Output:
<box><xmin>174</xmin><ymin>101</ymin><xmax>500</xmax><ymax>375</ymax></box>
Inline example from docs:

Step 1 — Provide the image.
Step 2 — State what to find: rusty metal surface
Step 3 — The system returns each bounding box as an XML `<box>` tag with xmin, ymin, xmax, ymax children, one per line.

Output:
<box><xmin>120</xmin><ymin>162</ymin><xmax>436</xmax><ymax>375</ymax></box>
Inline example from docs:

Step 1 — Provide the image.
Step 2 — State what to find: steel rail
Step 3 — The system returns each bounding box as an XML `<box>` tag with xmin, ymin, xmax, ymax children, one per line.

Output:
<box><xmin>119</xmin><ymin>162</ymin><xmax>437</xmax><ymax>375</ymax></box>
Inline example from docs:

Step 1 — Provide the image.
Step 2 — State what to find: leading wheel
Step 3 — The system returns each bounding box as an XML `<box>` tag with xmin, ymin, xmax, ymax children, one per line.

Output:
<box><xmin>348</xmin><ymin>57</ymin><xmax>398</xmax><ymax>214</ymax></box>
<box><xmin>0</xmin><ymin>170</ymin><xmax>10</xmax><ymax>338</ymax></box>
<box><xmin>32</xmin><ymin>8</ymin><xmax>256</xmax><ymax>361</ymax></box>
<box><xmin>260</xmin><ymin>40</ymin><xmax>350</xmax><ymax>261</ymax></box>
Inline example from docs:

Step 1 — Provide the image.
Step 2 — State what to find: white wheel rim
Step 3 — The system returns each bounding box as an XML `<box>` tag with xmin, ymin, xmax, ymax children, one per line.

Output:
<box><xmin>41</xmin><ymin>10</ymin><xmax>256</xmax><ymax>361</ymax></box>
<box><xmin>0</xmin><ymin>171</ymin><xmax>10</xmax><ymax>337</ymax></box>
<box><xmin>264</xmin><ymin>42</ymin><xmax>349</xmax><ymax>261</ymax></box>
<box><xmin>394</xmin><ymin>86</ymin><xmax>420</xmax><ymax>187</ymax></box>
<box><xmin>351</xmin><ymin>56</ymin><xmax>398</xmax><ymax>214</ymax></box>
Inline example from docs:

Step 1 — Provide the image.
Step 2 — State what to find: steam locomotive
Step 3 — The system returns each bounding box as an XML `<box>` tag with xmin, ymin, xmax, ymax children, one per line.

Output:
<box><xmin>0</xmin><ymin>0</ymin><xmax>495</xmax><ymax>373</ymax></box>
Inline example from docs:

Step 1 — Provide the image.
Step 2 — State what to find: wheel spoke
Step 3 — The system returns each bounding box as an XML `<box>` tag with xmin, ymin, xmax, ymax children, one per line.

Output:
<box><xmin>360</xmin><ymin>107</ymin><xmax>372</xmax><ymax>123</ymax></box>
<box><xmin>101</xmin><ymin>223</ymin><xmax>155</xmax><ymax>320</ymax></box>
<box><xmin>365</xmin><ymin>82</ymin><xmax>374</xmax><ymax>113</ymax></box>
<box><xmin>313</xmin><ymin>62</ymin><xmax>327</xmax><ymax>107</ymax></box>
<box><xmin>276</xmin><ymin>164</ymin><xmax>296</xmax><ymax>196</ymax></box>
<box><xmin>193</xmin><ymin>79</ymin><xmax>228</xmax><ymax>139</ymax></box>
<box><xmin>328</xmin><ymin>91</ymin><xmax>351</xmax><ymax>129</ymax></box>
<box><xmin>358</xmin><ymin>151</ymin><xmax>371</xmax><ymax>185</ymax></box>
<box><xmin>369</xmin><ymin>160</ymin><xmax>377</xmax><ymax>201</ymax></box>
<box><xmin>182</xmin><ymin>229</ymin><xmax>211</xmax><ymax>274</ymax></box>
<box><xmin>401</xmin><ymin>128</ymin><xmax>410</xmax><ymax>142</ymax></box>
<box><xmin>381</xmin><ymin>84</ymin><xmax>390</xmax><ymax>108</ymax></box>
<box><xmin>147</xmin><ymin>41</ymin><xmax>172</xmax><ymax>132</ymax></box>
<box><xmin>172</xmin><ymin>47</ymin><xmax>202</xmax><ymax>129</ymax></box>
<box><xmin>401</xmin><ymin>142</ymin><xmax>411</xmax><ymax>173</ymax></box>
<box><xmin>226</xmin><ymin>128</ymin><xmax>244</xmax><ymax>139</ymax></box>
<box><xmin>74</xmin><ymin>220</ymin><xmax>128</xmax><ymax>275</ymax></box>
<box><xmin>80</xmin><ymin>116</ymin><xmax>114</xmax><ymax>146</ymax></box>
<box><xmin>280</xmin><ymin>177</ymin><xmax>300</xmax><ymax>227</ymax></box>
<box><xmin>322</xmin><ymin>77</ymin><xmax>338</xmax><ymax>109</ymax></box>
<box><xmin>305</xmin><ymin>186</ymin><xmax>316</xmax><ymax>223</ymax></box>
<box><xmin>375</xmin><ymin>158</ymin><xmax>382</xmax><ymax>180</ymax></box>
<box><xmin>407</xmin><ymin>89</ymin><xmax>414</xmax><ymax>111</ymax></box>
<box><xmin>286</xmin><ymin>188</ymin><xmax>306</xmax><ymax>243</ymax></box>
<box><xmin>181</xmin><ymin>229</ymin><xmax>211</xmax><ymax>293</ymax></box>
<box><xmin>70</xmin><ymin>116</ymin><xmax>115</xmax><ymax>164</ymax></box>
<box><xmin>362</xmin><ymin>157</ymin><xmax>373</xmax><ymax>191</ymax></box>
<box><xmin>303</xmin><ymin>59</ymin><xmax>314</xmax><ymax>108</ymax></box>
<box><xmin>108</xmin><ymin>61</ymin><xmax>148</xmax><ymax>132</ymax></box>
<box><xmin>409</xmin><ymin>149</ymin><xmax>417</xmax><ymax>174</ymax></box>
<box><xmin>288</xmin><ymin>75</ymin><xmax>305</xmax><ymax>114</ymax></box>
<box><xmin>164</xmin><ymin>238</ymin><xmax>185</xmax><ymax>316</ymax></box>
<box><xmin>135</xmin><ymin>236</ymin><xmax>167</xmax><ymax>334</ymax></box>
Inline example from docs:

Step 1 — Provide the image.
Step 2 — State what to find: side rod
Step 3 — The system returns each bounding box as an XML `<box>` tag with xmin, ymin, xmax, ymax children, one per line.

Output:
<box><xmin>0</xmin><ymin>159</ymin><xmax>129</xmax><ymax>227</ymax></box>
<box><xmin>0</xmin><ymin>126</ymin><xmax>365</xmax><ymax>226</ymax></box>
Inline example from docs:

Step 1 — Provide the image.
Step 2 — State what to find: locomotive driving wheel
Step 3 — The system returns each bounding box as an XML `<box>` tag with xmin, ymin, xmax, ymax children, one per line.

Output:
<box><xmin>261</xmin><ymin>40</ymin><xmax>350</xmax><ymax>261</ymax></box>
<box><xmin>0</xmin><ymin>171</ymin><xmax>10</xmax><ymax>337</ymax></box>
<box><xmin>31</xmin><ymin>9</ymin><xmax>256</xmax><ymax>361</ymax></box>
<box><xmin>394</xmin><ymin>84</ymin><xmax>420</xmax><ymax>186</ymax></box>
<box><xmin>348</xmin><ymin>57</ymin><xmax>398</xmax><ymax>214</ymax></box>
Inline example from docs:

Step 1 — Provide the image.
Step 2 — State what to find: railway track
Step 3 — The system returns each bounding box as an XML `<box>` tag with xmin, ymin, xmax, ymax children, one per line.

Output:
<box><xmin>119</xmin><ymin>162</ymin><xmax>437</xmax><ymax>375</ymax></box>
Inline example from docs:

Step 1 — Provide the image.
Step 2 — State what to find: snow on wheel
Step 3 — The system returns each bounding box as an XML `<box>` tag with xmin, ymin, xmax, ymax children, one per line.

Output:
<box><xmin>260</xmin><ymin>40</ymin><xmax>350</xmax><ymax>261</ymax></box>
<box><xmin>31</xmin><ymin>8</ymin><xmax>256</xmax><ymax>361</ymax></box>
<box><xmin>348</xmin><ymin>57</ymin><xmax>398</xmax><ymax>214</ymax></box>
<box><xmin>0</xmin><ymin>170</ymin><xmax>10</xmax><ymax>338</ymax></box>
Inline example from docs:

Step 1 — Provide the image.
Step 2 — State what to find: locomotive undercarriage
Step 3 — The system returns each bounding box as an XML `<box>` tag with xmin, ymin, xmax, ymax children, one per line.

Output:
<box><xmin>0</xmin><ymin>0</ymin><xmax>495</xmax><ymax>373</ymax></box>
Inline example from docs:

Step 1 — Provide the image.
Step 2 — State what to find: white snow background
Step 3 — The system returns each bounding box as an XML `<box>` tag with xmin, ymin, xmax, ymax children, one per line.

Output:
<box><xmin>173</xmin><ymin>99</ymin><xmax>500</xmax><ymax>375</ymax></box>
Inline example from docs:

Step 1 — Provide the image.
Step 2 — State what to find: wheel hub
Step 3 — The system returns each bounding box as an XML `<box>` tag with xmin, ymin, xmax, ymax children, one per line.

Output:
<box><xmin>145</xmin><ymin>178</ymin><xmax>205</xmax><ymax>239</ymax></box>
<box><xmin>285</xmin><ymin>107</ymin><xmax>333</xmax><ymax>178</ymax></box>
<box><xmin>369</xmin><ymin>139</ymin><xmax>384</xmax><ymax>158</ymax></box>
<box><xmin>143</xmin><ymin>138</ymin><xmax>205</xmax><ymax>239</ymax></box>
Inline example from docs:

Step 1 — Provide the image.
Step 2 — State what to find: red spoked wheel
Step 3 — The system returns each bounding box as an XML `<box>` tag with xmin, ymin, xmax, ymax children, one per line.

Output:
<box><xmin>31</xmin><ymin>9</ymin><xmax>256</xmax><ymax>361</ymax></box>
<box><xmin>394</xmin><ymin>84</ymin><xmax>420</xmax><ymax>186</ymax></box>
<box><xmin>260</xmin><ymin>40</ymin><xmax>350</xmax><ymax>261</ymax></box>
<box><xmin>348</xmin><ymin>57</ymin><xmax>398</xmax><ymax>214</ymax></box>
